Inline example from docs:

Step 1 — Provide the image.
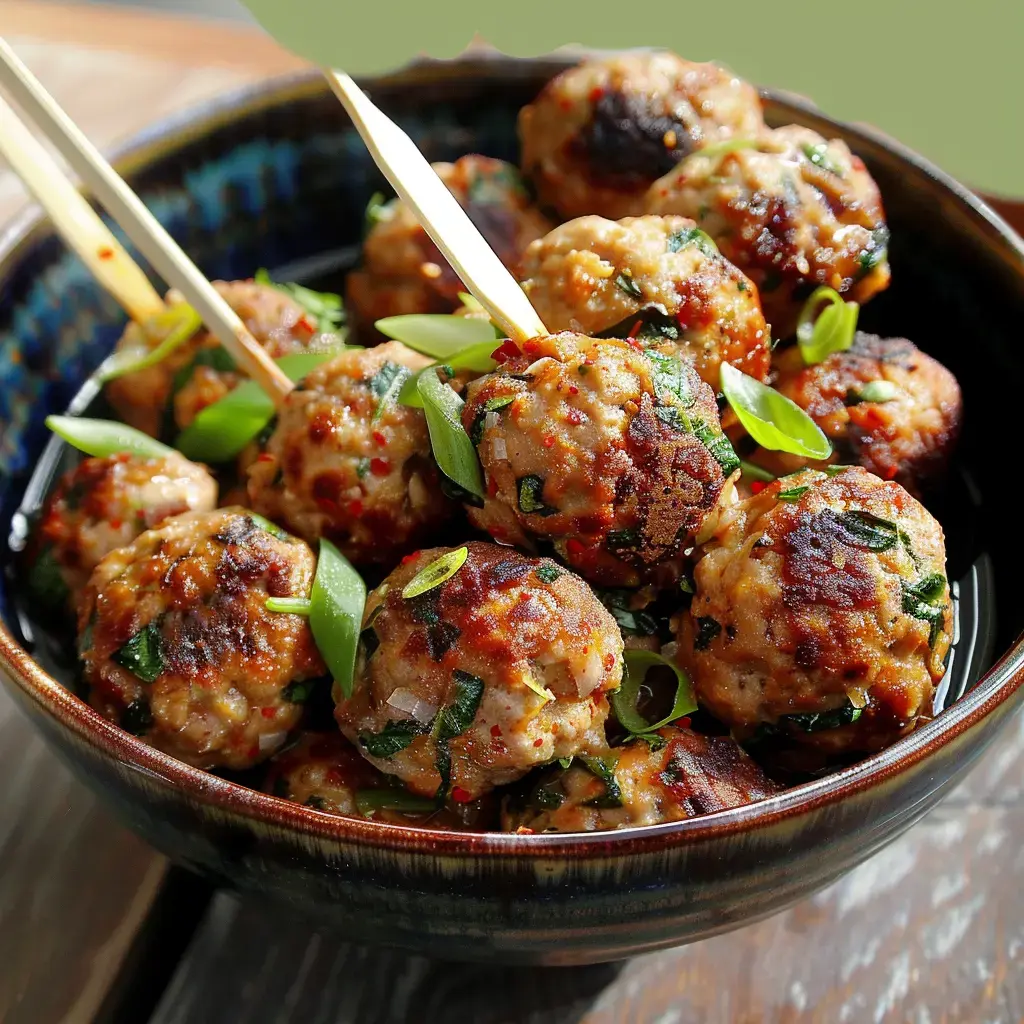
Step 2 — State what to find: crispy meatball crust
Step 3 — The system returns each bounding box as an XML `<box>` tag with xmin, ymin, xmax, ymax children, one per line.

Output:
<box><xmin>30</xmin><ymin>452</ymin><xmax>217</xmax><ymax>602</ymax></box>
<box><xmin>79</xmin><ymin>508</ymin><xmax>325</xmax><ymax>770</ymax></box>
<box><xmin>518</xmin><ymin>214</ymin><xmax>772</xmax><ymax>386</ymax></box>
<box><xmin>246</xmin><ymin>342</ymin><xmax>455</xmax><ymax>566</ymax></box>
<box><xmin>335</xmin><ymin>542</ymin><xmax>623</xmax><ymax>800</ymax></box>
<box><xmin>646</xmin><ymin>125</ymin><xmax>890</xmax><ymax>336</ymax></box>
<box><xmin>461</xmin><ymin>333</ymin><xmax>737</xmax><ymax>587</ymax></box>
<box><xmin>106</xmin><ymin>280</ymin><xmax>322</xmax><ymax>437</ymax></box>
<box><xmin>519</xmin><ymin>51</ymin><xmax>764</xmax><ymax>221</ymax></box>
<box><xmin>677</xmin><ymin>467</ymin><xmax>952</xmax><ymax>755</ymax></box>
<box><xmin>503</xmin><ymin>725</ymin><xmax>781</xmax><ymax>832</ymax></box>
<box><xmin>346</xmin><ymin>156</ymin><xmax>553</xmax><ymax>333</ymax></box>
<box><xmin>760</xmin><ymin>334</ymin><xmax>962</xmax><ymax>496</ymax></box>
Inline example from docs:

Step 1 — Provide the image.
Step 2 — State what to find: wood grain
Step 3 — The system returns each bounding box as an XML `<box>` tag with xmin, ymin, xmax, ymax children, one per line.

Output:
<box><xmin>0</xmin><ymin>686</ymin><xmax>168</xmax><ymax>1024</ymax></box>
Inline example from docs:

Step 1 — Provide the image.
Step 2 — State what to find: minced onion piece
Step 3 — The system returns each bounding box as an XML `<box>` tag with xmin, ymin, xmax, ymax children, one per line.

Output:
<box><xmin>491</xmin><ymin>436</ymin><xmax>508</xmax><ymax>460</ymax></box>
<box><xmin>610</xmin><ymin>650</ymin><xmax>697</xmax><ymax>739</ymax></box>
<box><xmin>386</xmin><ymin>687</ymin><xmax>438</xmax><ymax>725</ymax></box>
<box><xmin>720</xmin><ymin>363</ymin><xmax>832</xmax><ymax>460</ymax></box>
<box><xmin>796</xmin><ymin>286</ymin><xmax>859</xmax><ymax>365</ymax></box>
<box><xmin>258</xmin><ymin>730</ymin><xmax>288</xmax><ymax>753</ymax></box>
<box><xmin>46</xmin><ymin>415</ymin><xmax>177</xmax><ymax>460</ymax></box>
<box><xmin>402</xmin><ymin>546</ymin><xmax>468</xmax><ymax>599</ymax></box>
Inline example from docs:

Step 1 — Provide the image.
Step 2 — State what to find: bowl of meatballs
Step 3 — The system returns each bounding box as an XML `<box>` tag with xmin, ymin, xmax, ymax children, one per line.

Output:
<box><xmin>0</xmin><ymin>48</ymin><xmax>1022</xmax><ymax>965</ymax></box>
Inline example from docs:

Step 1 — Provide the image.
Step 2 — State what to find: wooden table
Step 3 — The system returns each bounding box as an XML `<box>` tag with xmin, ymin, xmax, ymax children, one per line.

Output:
<box><xmin>0</xmin><ymin>5</ymin><xmax>1022</xmax><ymax>1021</ymax></box>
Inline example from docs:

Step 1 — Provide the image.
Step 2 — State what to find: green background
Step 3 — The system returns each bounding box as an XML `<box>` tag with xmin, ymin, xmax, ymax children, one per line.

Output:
<box><xmin>242</xmin><ymin>0</ymin><xmax>1023</xmax><ymax>197</ymax></box>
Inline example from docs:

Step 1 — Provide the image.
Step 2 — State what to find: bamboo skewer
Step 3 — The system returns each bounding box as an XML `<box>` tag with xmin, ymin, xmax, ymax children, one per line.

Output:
<box><xmin>0</xmin><ymin>36</ymin><xmax>293</xmax><ymax>406</ymax></box>
<box><xmin>0</xmin><ymin>97</ymin><xmax>165</xmax><ymax>324</ymax></box>
<box><xmin>324</xmin><ymin>69</ymin><xmax>549</xmax><ymax>344</ymax></box>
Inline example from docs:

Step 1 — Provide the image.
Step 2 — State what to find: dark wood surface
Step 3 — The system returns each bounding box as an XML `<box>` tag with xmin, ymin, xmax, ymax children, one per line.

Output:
<box><xmin>1</xmin><ymin>11</ymin><xmax>1023</xmax><ymax>1023</ymax></box>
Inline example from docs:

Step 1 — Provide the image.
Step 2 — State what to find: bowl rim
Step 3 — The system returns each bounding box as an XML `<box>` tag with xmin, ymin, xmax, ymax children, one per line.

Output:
<box><xmin>2</xmin><ymin>57</ymin><xmax>1024</xmax><ymax>858</ymax></box>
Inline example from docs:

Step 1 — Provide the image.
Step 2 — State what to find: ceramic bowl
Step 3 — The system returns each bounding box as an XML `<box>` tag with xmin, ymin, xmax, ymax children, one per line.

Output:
<box><xmin>1</xmin><ymin>55</ymin><xmax>1023</xmax><ymax>966</ymax></box>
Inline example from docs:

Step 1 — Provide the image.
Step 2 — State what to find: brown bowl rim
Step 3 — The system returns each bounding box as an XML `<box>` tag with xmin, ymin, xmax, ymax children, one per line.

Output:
<box><xmin>2</xmin><ymin>58</ymin><xmax>1023</xmax><ymax>859</ymax></box>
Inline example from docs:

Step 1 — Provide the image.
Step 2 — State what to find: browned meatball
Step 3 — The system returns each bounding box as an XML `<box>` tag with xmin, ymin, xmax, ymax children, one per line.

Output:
<box><xmin>246</xmin><ymin>342</ymin><xmax>455</xmax><ymax>566</ymax></box>
<box><xmin>461</xmin><ymin>333</ymin><xmax>739</xmax><ymax>587</ymax></box>
<box><xmin>518</xmin><ymin>214</ymin><xmax>772</xmax><ymax>386</ymax></box>
<box><xmin>646</xmin><ymin>125</ymin><xmax>891</xmax><ymax>336</ymax></box>
<box><xmin>79</xmin><ymin>508</ymin><xmax>325</xmax><ymax>770</ymax></box>
<box><xmin>346</xmin><ymin>156</ymin><xmax>553</xmax><ymax>334</ymax></box>
<box><xmin>27</xmin><ymin>451</ymin><xmax>217</xmax><ymax>605</ymax></box>
<box><xmin>677</xmin><ymin>467</ymin><xmax>952</xmax><ymax>755</ymax></box>
<box><xmin>335</xmin><ymin>542</ymin><xmax>623</xmax><ymax>801</ymax></box>
<box><xmin>519</xmin><ymin>51</ymin><xmax>764</xmax><ymax>221</ymax></box>
<box><xmin>106</xmin><ymin>280</ymin><xmax>323</xmax><ymax>437</ymax></box>
<box><xmin>263</xmin><ymin>731</ymin><xmax>483</xmax><ymax>827</ymax></box>
<box><xmin>757</xmin><ymin>334</ymin><xmax>962</xmax><ymax>496</ymax></box>
<box><xmin>503</xmin><ymin>725</ymin><xmax>781</xmax><ymax>832</ymax></box>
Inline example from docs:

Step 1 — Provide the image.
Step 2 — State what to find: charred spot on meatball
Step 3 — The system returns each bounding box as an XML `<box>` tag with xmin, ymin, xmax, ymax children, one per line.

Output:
<box><xmin>335</xmin><ymin>542</ymin><xmax>623</xmax><ymax>800</ymax></box>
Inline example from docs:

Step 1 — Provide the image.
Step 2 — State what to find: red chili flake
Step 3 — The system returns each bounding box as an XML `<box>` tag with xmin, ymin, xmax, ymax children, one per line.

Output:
<box><xmin>588</xmin><ymin>86</ymin><xmax>605</xmax><ymax>102</ymax></box>
<box><xmin>677</xmin><ymin>716</ymin><xmax>692</xmax><ymax>729</ymax></box>
<box><xmin>568</xmin><ymin>385</ymin><xmax>579</xmax><ymax>396</ymax></box>
<box><xmin>627</xmin><ymin>338</ymin><xmax>644</xmax><ymax>351</ymax></box>
<box><xmin>533</xmin><ymin>738</ymin><xmax>544</xmax><ymax>748</ymax></box>
<box><xmin>261</xmin><ymin>707</ymin><xmax>276</xmax><ymax>719</ymax></box>
<box><xmin>491</xmin><ymin>339</ymin><xmax>522</xmax><ymax>363</ymax></box>
<box><xmin>401</xmin><ymin>552</ymin><xmax>419</xmax><ymax>565</ymax></box>
<box><xmin>370</xmin><ymin>457</ymin><xmax>391</xmax><ymax>476</ymax></box>
<box><xmin>451</xmin><ymin>786</ymin><xmax>473</xmax><ymax>803</ymax></box>
<box><xmin>565</xmin><ymin>408</ymin><xmax>585</xmax><ymax>426</ymax></box>
<box><xmin>566</xmin><ymin>539</ymin><xmax>587</xmax><ymax>558</ymax></box>
<box><xmin>628</xmin><ymin>320</ymin><xmax>643</xmax><ymax>339</ymax></box>
<box><xmin>523</xmin><ymin>339</ymin><xmax>539</xmax><ymax>354</ymax></box>
<box><xmin>347</xmin><ymin>499</ymin><xmax>364</xmax><ymax>517</ymax></box>
<box><xmin>603</xmin><ymin>653</ymin><xmax>616</xmax><ymax>670</ymax></box>
<box><xmin>256</xmin><ymin>452</ymin><xmax>275</xmax><ymax>463</ymax></box>
<box><xmin>372</xmin><ymin>430</ymin><xmax>388</xmax><ymax>446</ymax></box>
<box><xmin>543</xmin><ymin>434</ymin><xmax>555</xmax><ymax>448</ymax></box>
<box><xmin>559</xmin><ymin>98</ymin><xmax>573</xmax><ymax>111</ymax></box>
<box><xmin>488</xmin><ymin>476</ymin><xmax>499</xmax><ymax>498</ymax></box>
<box><xmin>883</xmin><ymin>465</ymin><xmax>898</xmax><ymax>480</ymax></box>
<box><xmin>97</xmin><ymin>246</ymin><xmax>115</xmax><ymax>261</ymax></box>
<box><xmin>490</xmin><ymin>724</ymin><xmax>502</xmax><ymax>738</ymax></box>
<box><xmin>750</xmin><ymin>481</ymin><xmax>767</xmax><ymax>494</ymax></box>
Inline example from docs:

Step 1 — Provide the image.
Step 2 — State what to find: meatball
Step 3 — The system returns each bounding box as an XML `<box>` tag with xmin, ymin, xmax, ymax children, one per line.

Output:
<box><xmin>503</xmin><ymin>725</ymin><xmax>781</xmax><ymax>832</ymax></box>
<box><xmin>246</xmin><ymin>342</ymin><xmax>455</xmax><ymax>566</ymax></box>
<box><xmin>79</xmin><ymin>508</ymin><xmax>325</xmax><ymax>770</ymax></box>
<box><xmin>519</xmin><ymin>51</ymin><xmax>764</xmax><ymax>221</ymax></box>
<box><xmin>518</xmin><ymin>214</ymin><xmax>772</xmax><ymax>386</ymax></box>
<box><xmin>106</xmin><ymin>280</ymin><xmax>322</xmax><ymax>437</ymax></box>
<box><xmin>346</xmin><ymin>156</ymin><xmax>553</xmax><ymax>333</ymax></box>
<box><xmin>677</xmin><ymin>467</ymin><xmax>952</xmax><ymax>755</ymax></box>
<box><xmin>758</xmin><ymin>334</ymin><xmax>962</xmax><ymax>496</ymax></box>
<box><xmin>28</xmin><ymin>451</ymin><xmax>217</xmax><ymax>604</ymax></box>
<box><xmin>461</xmin><ymin>333</ymin><xmax>739</xmax><ymax>587</ymax></box>
<box><xmin>646</xmin><ymin>125</ymin><xmax>891</xmax><ymax>336</ymax></box>
<box><xmin>335</xmin><ymin>542</ymin><xmax>623</xmax><ymax>800</ymax></box>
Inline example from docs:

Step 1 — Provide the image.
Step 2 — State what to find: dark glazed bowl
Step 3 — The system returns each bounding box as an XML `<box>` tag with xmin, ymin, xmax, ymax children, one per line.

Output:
<box><xmin>1</xmin><ymin>55</ymin><xmax>1023</xmax><ymax>966</ymax></box>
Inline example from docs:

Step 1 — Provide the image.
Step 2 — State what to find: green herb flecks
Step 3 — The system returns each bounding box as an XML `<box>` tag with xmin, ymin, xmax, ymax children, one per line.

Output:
<box><xmin>801</xmin><ymin>142</ymin><xmax>845</xmax><ymax>177</ymax></box>
<box><xmin>368</xmin><ymin>361</ymin><xmax>411</xmax><ymax>423</ymax></box>
<box><xmin>517</xmin><ymin>475</ymin><xmax>557</xmax><ymax>517</ymax></box>
<box><xmin>783</xmin><ymin>700</ymin><xmax>863</xmax><ymax>733</ymax></box>
<box><xmin>355</xmin><ymin>789</ymin><xmax>438</xmax><ymax>816</ymax></box>
<box><xmin>857</xmin><ymin>227</ymin><xmax>890</xmax><ymax>278</ymax></box>
<box><xmin>667</xmin><ymin>226</ymin><xmax>718</xmax><ymax>257</ymax></box>
<box><xmin>359</xmin><ymin>719</ymin><xmax>427</xmax><ymax>759</ymax></box>
<box><xmin>120</xmin><ymin>699</ymin><xmax>154</xmax><ymax>736</ymax></box>
<box><xmin>432</xmin><ymin>670</ymin><xmax>485</xmax><ymax>799</ymax></box>
<box><xmin>614</xmin><ymin>270</ymin><xmax>644</xmax><ymax>300</ymax></box>
<box><xmin>113</xmin><ymin>622</ymin><xmax>164</xmax><ymax>683</ymax></box>
<box><xmin>693</xmin><ymin>616</ymin><xmax>722</xmax><ymax>651</ymax></box>
<box><xmin>27</xmin><ymin>546</ymin><xmax>69</xmax><ymax>609</ymax></box>
<box><xmin>580</xmin><ymin>755</ymin><xmax>623</xmax><ymax>808</ymax></box>
<box><xmin>254</xmin><ymin>268</ymin><xmax>345</xmax><ymax>331</ymax></box>
<box><xmin>776</xmin><ymin>485</ymin><xmax>810</xmax><ymax>502</ymax></box>
<box><xmin>535</xmin><ymin>564</ymin><xmax>562</xmax><ymax>584</ymax></box>
<box><xmin>598</xmin><ymin>589</ymin><xmax>661</xmax><ymax>636</ymax></box>
<box><xmin>836</xmin><ymin>510</ymin><xmax>902</xmax><ymax>552</ymax></box>
<box><xmin>281</xmin><ymin>679</ymin><xmax>317</xmax><ymax>704</ymax></box>
<box><xmin>902</xmin><ymin>573</ymin><xmax>948</xmax><ymax>646</ymax></box>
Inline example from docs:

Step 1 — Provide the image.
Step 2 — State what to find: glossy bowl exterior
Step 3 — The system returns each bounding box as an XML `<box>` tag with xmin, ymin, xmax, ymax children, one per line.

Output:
<box><xmin>2</xmin><ymin>56</ymin><xmax>1023</xmax><ymax>965</ymax></box>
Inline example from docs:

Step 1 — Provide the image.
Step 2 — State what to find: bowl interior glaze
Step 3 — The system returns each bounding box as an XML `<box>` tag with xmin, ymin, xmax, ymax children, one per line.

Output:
<box><xmin>1</xmin><ymin>57</ymin><xmax>1023</xmax><ymax>964</ymax></box>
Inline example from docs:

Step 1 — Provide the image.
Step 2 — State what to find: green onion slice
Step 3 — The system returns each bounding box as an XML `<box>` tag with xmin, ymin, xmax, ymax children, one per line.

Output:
<box><xmin>175</xmin><ymin>349</ymin><xmax>341</xmax><ymax>462</ymax></box>
<box><xmin>96</xmin><ymin>304</ymin><xmax>203</xmax><ymax>383</ymax></box>
<box><xmin>355</xmin><ymin>789</ymin><xmax>438</xmax><ymax>816</ymax></box>
<box><xmin>46</xmin><ymin>415</ymin><xmax>177</xmax><ymax>460</ymax></box>
<box><xmin>401</xmin><ymin>546</ymin><xmax>468</xmax><ymax>599</ymax></box>
<box><xmin>720</xmin><ymin>363</ymin><xmax>832</xmax><ymax>460</ymax></box>
<box><xmin>254</xmin><ymin>268</ymin><xmax>345</xmax><ymax>331</ymax></box>
<box><xmin>739</xmin><ymin>460</ymin><xmax>776</xmax><ymax>483</ymax></box>
<box><xmin>265</xmin><ymin>597</ymin><xmax>312</xmax><ymax>615</ymax></box>
<box><xmin>308</xmin><ymin>539</ymin><xmax>366</xmax><ymax>701</ymax></box>
<box><xmin>375</xmin><ymin>313</ymin><xmax>500</xmax><ymax>359</ymax></box>
<box><xmin>417</xmin><ymin>370</ymin><xmax>485</xmax><ymax>498</ymax></box>
<box><xmin>610</xmin><ymin>650</ymin><xmax>697</xmax><ymax>739</ymax></box>
<box><xmin>695</xmin><ymin>138</ymin><xmax>762</xmax><ymax>161</ymax></box>
<box><xmin>852</xmin><ymin>379</ymin><xmax>899</xmax><ymax>404</ymax></box>
<box><xmin>796</xmin><ymin>286</ymin><xmax>859</xmax><ymax>365</ymax></box>
<box><xmin>399</xmin><ymin>340</ymin><xmax>500</xmax><ymax>408</ymax></box>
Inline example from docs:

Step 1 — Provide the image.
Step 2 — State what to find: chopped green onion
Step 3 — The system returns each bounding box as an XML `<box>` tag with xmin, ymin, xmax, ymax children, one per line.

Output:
<box><xmin>175</xmin><ymin>349</ymin><xmax>341</xmax><ymax>462</ymax></box>
<box><xmin>432</xmin><ymin>670</ymin><xmax>485</xmax><ymax>798</ymax></box>
<box><xmin>850</xmin><ymin>379</ymin><xmax>899</xmax><ymax>404</ymax></box>
<box><xmin>457</xmin><ymin>292</ymin><xmax>486</xmax><ymax>313</ymax></box>
<box><xmin>355</xmin><ymin>789</ymin><xmax>438</xmax><ymax>816</ymax></box>
<box><xmin>783</xmin><ymin>700</ymin><xmax>862</xmax><ymax>733</ymax></box>
<box><xmin>96</xmin><ymin>304</ymin><xmax>203</xmax><ymax>382</ymax></box>
<box><xmin>369</xmin><ymin>361</ymin><xmax>411</xmax><ymax>423</ymax></box>
<box><xmin>667</xmin><ymin>226</ymin><xmax>718</xmax><ymax>257</ymax></box>
<box><xmin>610</xmin><ymin>650</ymin><xmax>696</xmax><ymax>739</ymax></box>
<box><xmin>417</xmin><ymin>369</ymin><xmax>485</xmax><ymax>498</ymax></box>
<box><xmin>740</xmin><ymin>460</ymin><xmax>776</xmax><ymax>483</ymax></box>
<box><xmin>46</xmin><ymin>415</ymin><xmax>177</xmax><ymax>460</ymax></box>
<box><xmin>901</xmin><ymin>573</ymin><xmax>948</xmax><ymax>646</ymax></box>
<box><xmin>375</xmin><ymin>313</ymin><xmax>500</xmax><ymax>359</ymax></box>
<box><xmin>837</xmin><ymin>510</ymin><xmax>901</xmax><ymax>552</ymax></box>
<box><xmin>801</xmin><ymin>142</ymin><xmax>845</xmax><ymax>177</ymax></box>
<box><xmin>776</xmin><ymin>485</ymin><xmax>810</xmax><ymax>502</ymax></box>
<box><xmin>696</xmin><ymin>138</ymin><xmax>762</xmax><ymax>160</ymax></box>
<box><xmin>614</xmin><ymin>271</ymin><xmax>643</xmax><ymax>300</ymax></box>
<box><xmin>309</xmin><ymin>539</ymin><xmax>366</xmax><ymax>701</ymax></box>
<box><xmin>359</xmin><ymin>719</ymin><xmax>425</xmax><ymax>758</ymax></box>
<box><xmin>401</xmin><ymin>546</ymin><xmax>468</xmax><ymax>599</ymax></box>
<box><xmin>720</xmin><ymin>363</ymin><xmax>832</xmax><ymax>460</ymax></box>
<box><xmin>398</xmin><ymin>339</ymin><xmax>500</xmax><ymax>408</ymax></box>
<box><xmin>113</xmin><ymin>622</ymin><xmax>164</xmax><ymax>683</ymax></box>
<box><xmin>796</xmin><ymin>286</ymin><xmax>859</xmax><ymax>365</ymax></box>
<box><xmin>580</xmin><ymin>755</ymin><xmax>623</xmax><ymax>808</ymax></box>
<box><xmin>254</xmin><ymin>269</ymin><xmax>345</xmax><ymax>330</ymax></box>
<box><xmin>265</xmin><ymin>597</ymin><xmax>312</xmax><ymax>615</ymax></box>
<box><xmin>364</xmin><ymin>191</ymin><xmax>391</xmax><ymax>227</ymax></box>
